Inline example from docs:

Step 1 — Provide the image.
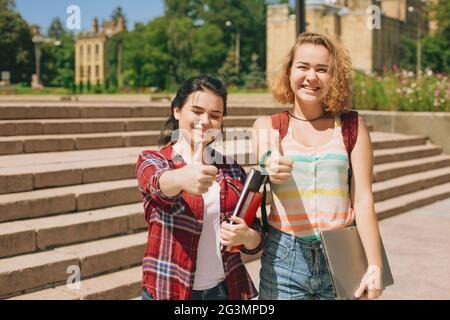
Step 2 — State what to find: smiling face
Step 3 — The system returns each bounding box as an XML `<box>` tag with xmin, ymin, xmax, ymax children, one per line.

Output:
<box><xmin>173</xmin><ymin>89</ymin><xmax>224</xmax><ymax>147</ymax></box>
<box><xmin>289</xmin><ymin>43</ymin><xmax>332</xmax><ymax>108</ymax></box>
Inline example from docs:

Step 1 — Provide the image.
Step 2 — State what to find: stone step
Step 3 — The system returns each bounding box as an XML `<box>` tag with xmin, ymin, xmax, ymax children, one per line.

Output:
<box><xmin>0</xmin><ymin>137</ymin><xmax>438</xmax><ymax>195</ymax></box>
<box><xmin>0</xmin><ymin>232</ymin><xmax>147</xmax><ymax>299</ymax></box>
<box><xmin>0</xmin><ymin>103</ymin><xmax>282</xmax><ymax>120</ymax></box>
<box><xmin>1</xmin><ymin>160</ymin><xmax>448</xmax><ymax>255</ymax></box>
<box><xmin>8</xmin><ymin>266</ymin><xmax>142</xmax><ymax>300</ymax></box>
<box><xmin>4</xmin><ymin>181</ymin><xmax>450</xmax><ymax>300</ymax></box>
<box><xmin>0</xmin><ymin>203</ymin><xmax>146</xmax><ymax>259</ymax></box>
<box><xmin>370</xmin><ymin>132</ymin><xmax>427</xmax><ymax>150</ymax></box>
<box><xmin>0</xmin><ymin>179</ymin><xmax>141</xmax><ymax>223</ymax></box>
<box><xmin>372</xmin><ymin>167</ymin><xmax>450</xmax><ymax>202</ymax></box>
<box><xmin>0</xmin><ymin>116</ymin><xmax>260</xmax><ymax>136</ymax></box>
<box><xmin>375</xmin><ymin>182</ymin><xmax>450</xmax><ymax>220</ymax></box>
<box><xmin>0</xmin><ymin>130</ymin><xmax>162</xmax><ymax>155</ymax></box>
<box><xmin>374</xmin><ymin>144</ymin><xmax>442</xmax><ymax>165</ymax></box>
<box><xmin>8</xmin><ymin>183</ymin><xmax>450</xmax><ymax>300</ymax></box>
<box><xmin>373</xmin><ymin>154</ymin><xmax>450</xmax><ymax>182</ymax></box>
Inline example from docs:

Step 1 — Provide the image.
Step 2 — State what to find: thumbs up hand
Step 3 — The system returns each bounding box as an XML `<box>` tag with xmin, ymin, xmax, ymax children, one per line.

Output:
<box><xmin>265</xmin><ymin>131</ymin><xmax>293</xmax><ymax>184</ymax></box>
<box><xmin>178</xmin><ymin>139</ymin><xmax>218</xmax><ymax>195</ymax></box>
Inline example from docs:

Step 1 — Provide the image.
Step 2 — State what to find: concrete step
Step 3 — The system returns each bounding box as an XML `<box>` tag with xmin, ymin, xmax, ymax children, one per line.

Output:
<box><xmin>4</xmin><ymin>160</ymin><xmax>449</xmax><ymax>258</ymax></box>
<box><xmin>0</xmin><ymin>137</ymin><xmax>438</xmax><ymax>195</ymax></box>
<box><xmin>0</xmin><ymin>130</ymin><xmax>162</xmax><ymax>155</ymax></box>
<box><xmin>0</xmin><ymin>103</ymin><xmax>282</xmax><ymax>120</ymax></box>
<box><xmin>8</xmin><ymin>184</ymin><xmax>450</xmax><ymax>300</ymax></box>
<box><xmin>0</xmin><ymin>127</ymin><xmax>427</xmax><ymax>159</ymax></box>
<box><xmin>372</xmin><ymin>167</ymin><xmax>450</xmax><ymax>202</ymax></box>
<box><xmin>374</xmin><ymin>144</ymin><xmax>442</xmax><ymax>165</ymax></box>
<box><xmin>0</xmin><ymin>116</ymin><xmax>260</xmax><ymax>136</ymax></box>
<box><xmin>370</xmin><ymin>132</ymin><xmax>427</xmax><ymax>150</ymax></box>
<box><xmin>8</xmin><ymin>266</ymin><xmax>142</xmax><ymax>300</ymax></box>
<box><xmin>0</xmin><ymin>232</ymin><xmax>147</xmax><ymax>299</ymax></box>
<box><xmin>375</xmin><ymin>182</ymin><xmax>450</xmax><ymax>220</ymax></box>
<box><xmin>373</xmin><ymin>154</ymin><xmax>450</xmax><ymax>182</ymax></box>
<box><xmin>0</xmin><ymin>203</ymin><xmax>146</xmax><ymax>259</ymax></box>
<box><xmin>1</xmin><ymin>159</ymin><xmax>448</xmax><ymax>256</ymax></box>
<box><xmin>0</xmin><ymin>179</ymin><xmax>141</xmax><ymax>223</ymax></box>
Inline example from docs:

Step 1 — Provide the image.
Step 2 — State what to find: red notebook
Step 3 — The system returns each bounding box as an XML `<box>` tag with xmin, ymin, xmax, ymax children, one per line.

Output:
<box><xmin>223</xmin><ymin>168</ymin><xmax>268</xmax><ymax>253</ymax></box>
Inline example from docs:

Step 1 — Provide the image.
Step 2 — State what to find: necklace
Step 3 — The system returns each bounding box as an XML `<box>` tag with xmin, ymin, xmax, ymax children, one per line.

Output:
<box><xmin>288</xmin><ymin>111</ymin><xmax>329</xmax><ymax>122</ymax></box>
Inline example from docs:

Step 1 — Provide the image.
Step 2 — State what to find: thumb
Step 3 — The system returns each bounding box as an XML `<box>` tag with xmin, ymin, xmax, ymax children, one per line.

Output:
<box><xmin>193</xmin><ymin>142</ymin><xmax>204</xmax><ymax>165</ymax></box>
<box><xmin>230</xmin><ymin>215</ymin><xmax>248</xmax><ymax>226</ymax></box>
<box><xmin>354</xmin><ymin>281</ymin><xmax>366</xmax><ymax>298</ymax></box>
<box><xmin>270</xmin><ymin>128</ymin><xmax>282</xmax><ymax>166</ymax></box>
<box><xmin>271</xmin><ymin>129</ymin><xmax>282</xmax><ymax>154</ymax></box>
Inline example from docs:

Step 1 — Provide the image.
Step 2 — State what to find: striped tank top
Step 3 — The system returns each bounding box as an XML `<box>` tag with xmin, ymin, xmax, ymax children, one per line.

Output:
<box><xmin>269</xmin><ymin>115</ymin><xmax>355</xmax><ymax>240</ymax></box>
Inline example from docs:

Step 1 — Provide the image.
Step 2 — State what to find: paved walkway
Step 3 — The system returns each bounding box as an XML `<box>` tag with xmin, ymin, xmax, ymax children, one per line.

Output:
<box><xmin>245</xmin><ymin>197</ymin><xmax>450</xmax><ymax>300</ymax></box>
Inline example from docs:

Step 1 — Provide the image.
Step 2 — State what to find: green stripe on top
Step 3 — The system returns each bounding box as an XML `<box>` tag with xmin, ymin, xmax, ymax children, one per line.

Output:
<box><xmin>317</xmin><ymin>165</ymin><xmax>348</xmax><ymax>173</ymax></box>
<box><xmin>288</xmin><ymin>153</ymin><xmax>348</xmax><ymax>163</ymax></box>
<box><xmin>301</xmin><ymin>234</ymin><xmax>321</xmax><ymax>241</ymax></box>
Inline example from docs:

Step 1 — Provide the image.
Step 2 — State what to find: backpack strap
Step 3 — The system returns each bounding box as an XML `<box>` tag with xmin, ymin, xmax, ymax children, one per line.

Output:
<box><xmin>260</xmin><ymin>111</ymin><xmax>290</xmax><ymax>233</ymax></box>
<box><xmin>340</xmin><ymin>110</ymin><xmax>359</xmax><ymax>205</ymax></box>
<box><xmin>271</xmin><ymin>111</ymin><xmax>290</xmax><ymax>141</ymax></box>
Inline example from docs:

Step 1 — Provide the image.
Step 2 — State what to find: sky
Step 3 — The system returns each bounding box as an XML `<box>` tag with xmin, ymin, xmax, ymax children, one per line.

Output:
<box><xmin>16</xmin><ymin>0</ymin><xmax>165</xmax><ymax>34</ymax></box>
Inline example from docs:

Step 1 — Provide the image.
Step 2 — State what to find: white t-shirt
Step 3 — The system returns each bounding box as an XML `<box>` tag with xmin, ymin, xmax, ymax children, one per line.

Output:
<box><xmin>193</xmin><ymin>181</ymin><xmax>226</xmax><ymax>290</ymax></box>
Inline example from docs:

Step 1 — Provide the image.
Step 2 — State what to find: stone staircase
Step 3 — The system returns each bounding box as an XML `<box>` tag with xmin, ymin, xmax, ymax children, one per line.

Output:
<box><xmin>1</xmin><ymin>100</ymin><xmax>450</xmax><ymax>300</ymax></box>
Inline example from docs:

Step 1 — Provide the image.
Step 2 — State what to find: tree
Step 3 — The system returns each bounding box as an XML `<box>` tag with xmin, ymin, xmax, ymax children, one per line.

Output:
<box><xmin>399</xmin><ymin>0</ymin><xmax>450</xmax><ymax>73</ymax></box>
<box><xmin>0</xmin><ymin>0</ymin><xmax>16</xmax><ymax>10</ymax></box>
<box><xmin>219</xmin><ymin>48</ymin><xmax>240</xmax><ymax>86</ymax></box>
<box><xmin>111</xmin><ymin>6</ymin><xmax>127</xmax><ymax>25</ymax></box>
<box><xmin>192</xmin><ymin>23</ymin><xmax>227</xmax><ymax>74</ymax></box>
<box><xmin>163</xmin><ymin>0</ymin><xmax>269</xmax><ymax>82</ymax></box>
<box><xmin>47</xmin><ymin>17</ymin><xmax>64</xmax><ymax>39</ymax></box>
<box><xmin>243</xmin><ymin>53</ymin><xmax>266</xmax><ymax>88</ymax></box>
<box><xmin>121</xmin><ymin>17</ymin><xmax>171</xmax><ymax>90</ymax></box>
<box><xmin>430</xmin><ymin>0</ymin><xmax>450</xmax><ymax>39</ymax></box>
<box><xmin>164</xmin><ymin>0</ymin><xmax>204</xmax><ymax>20</ymax></box>
<box><xmin>166</xmin><ymin>17</ymin><xmax>198</xmax><ymax>84</ymax></box>
<box><xmin>0</xmin><ymin>4</ymin><xmax>34</xmax><ymax>83</ymax></box>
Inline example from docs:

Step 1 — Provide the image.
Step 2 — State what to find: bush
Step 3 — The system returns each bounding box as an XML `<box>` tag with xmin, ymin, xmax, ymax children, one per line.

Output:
<box><xmin>353</xmin><ymin>67</ymin><xmax>449</xmax><ymax>112</ymax></box>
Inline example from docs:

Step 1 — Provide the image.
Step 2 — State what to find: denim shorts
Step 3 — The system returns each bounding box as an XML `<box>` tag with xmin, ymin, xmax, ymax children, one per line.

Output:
<box><xmin>141</xmin><ymin>280</ymin><xmax>228</xmax><ymax>300</ymax></box>
<box><xmin>259</xmin><ymin>226</ymin><xmax>336</xmax><ymax>300</ymax></box>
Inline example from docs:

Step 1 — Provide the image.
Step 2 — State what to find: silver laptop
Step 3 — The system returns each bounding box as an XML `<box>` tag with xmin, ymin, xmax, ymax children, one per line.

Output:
<box><xmin>320</xmin><ymin>226</ymin><xmax>394</xmax><ymax>299</ymax></box>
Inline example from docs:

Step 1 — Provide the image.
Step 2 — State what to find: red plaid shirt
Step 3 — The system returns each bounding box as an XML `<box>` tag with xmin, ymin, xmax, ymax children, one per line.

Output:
<box><xmin>136</xmin><ymin>142</ymin><xmax>264</xmax><ymax>300</ymax></box>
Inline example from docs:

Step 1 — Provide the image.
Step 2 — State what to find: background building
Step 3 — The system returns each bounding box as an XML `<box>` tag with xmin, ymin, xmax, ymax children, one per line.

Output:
<box><xmin>75</xmin><ymin>17</ymin><xmax>125</xmax><ymax>85</ymax></box>
<box><xmin>267</xmin><ymin>0</ymin><xmax>431</xmax><ymax>75</ymax></box>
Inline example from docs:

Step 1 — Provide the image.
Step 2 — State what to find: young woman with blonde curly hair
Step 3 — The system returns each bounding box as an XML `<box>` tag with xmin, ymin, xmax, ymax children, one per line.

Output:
<box><xmin>252</xmin><ymin>32</ymin><xmax>384</xmax><ymax>300</ymax></box>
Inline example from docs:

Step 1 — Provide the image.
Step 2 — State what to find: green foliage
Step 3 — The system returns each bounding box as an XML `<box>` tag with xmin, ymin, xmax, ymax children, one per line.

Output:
<box><xmin>243</xmin><ymin>53</ymin><xmax>266</xmax><ymax>88</ymax></box>
<box><xmin>122</xmin><ymin>17</ymin><xmax>171</xmax><ymax>89</ymax></box>
<box><xmin>47</xmin><ymin>17</ymin><xmax>64</xmax><ymax>39</ymax></box>
<box><xmin>111</xmin><ymin>6</ymin><xmax>127</xmax><ymax>25</ymax></box>
<box><xmin>0</xmin><ymin>4</ymin><xmax>34</xmax><ymax>83</ymax></box>
<box><xmin>191</xmin><ymin>23</ymin><xmax>227</xmax><ymax>74</ymax></box>
<box><xmin>163</xmin><ymin>0</ymin><xmax>269</xmax><ymax>86</ymax></box>
<box><xmin>399</xmin><ymin>0</ymin><xmax>450</xmax><ymax>73</ymax></box>
<box><xmin>219</xmin><ymin>49</ymin><xmax>240</xmax><ymax>86</ymax></box>
<box><xmin>40</xmin><ymin>31</ymin><xmax>75</xmax><ymax>88</ymax></box>
<box><xmin>0</xmin><ymin>0</ymin><xmax>16</xmax><ymax>10</ymax></box>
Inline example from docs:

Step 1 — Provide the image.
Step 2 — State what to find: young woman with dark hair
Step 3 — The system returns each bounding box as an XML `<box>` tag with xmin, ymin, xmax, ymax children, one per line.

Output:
<box><xmin>136</xmin><ymin>74</ymin><xmax>264</xmax><ymax>300</ymax></box>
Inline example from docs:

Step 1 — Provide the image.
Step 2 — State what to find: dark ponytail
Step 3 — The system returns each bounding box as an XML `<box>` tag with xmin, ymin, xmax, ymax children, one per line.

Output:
<box><xmin>159</xmin><ymin>74</ymin><xmax>228</xmax><ymax>146</ymax></box>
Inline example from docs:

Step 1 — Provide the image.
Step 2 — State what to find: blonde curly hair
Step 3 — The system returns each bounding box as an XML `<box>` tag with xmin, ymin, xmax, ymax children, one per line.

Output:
<box><xmin>268</xmin><ymin>32</ymin><xmax>353</xmax><ymax>114</ymax></box>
